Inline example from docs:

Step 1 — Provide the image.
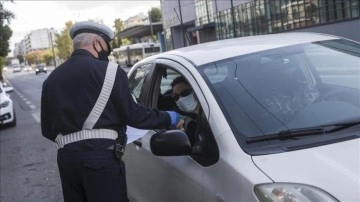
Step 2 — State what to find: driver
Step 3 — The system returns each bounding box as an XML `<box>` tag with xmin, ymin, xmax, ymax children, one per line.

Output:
<box><xmin>171</xmin><ymin>76</ymin><xmax>199</xmax><ymax>144</ymax></box>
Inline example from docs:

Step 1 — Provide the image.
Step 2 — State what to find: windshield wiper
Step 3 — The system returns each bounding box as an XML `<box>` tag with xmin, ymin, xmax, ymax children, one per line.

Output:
<box><xmin>246</xmin><ymin>128</ymin><xmax>324</xmax><ymax>144</ymax></box>
<box><xmin>246</xmin><ymin>120</ymin><xmax>360</xmax><ymax>144</ymax></box>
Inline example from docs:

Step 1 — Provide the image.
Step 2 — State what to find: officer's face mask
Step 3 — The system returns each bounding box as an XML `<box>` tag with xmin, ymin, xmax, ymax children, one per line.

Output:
<box><xmin>94</xmin><ymin>40</ymin><xmax>109</xmax><ymax>62</ymax></box>
<box><xmin>176</xmin><ymin>92</ymin><xmax>198</xmax><ymax>113</ymax></box>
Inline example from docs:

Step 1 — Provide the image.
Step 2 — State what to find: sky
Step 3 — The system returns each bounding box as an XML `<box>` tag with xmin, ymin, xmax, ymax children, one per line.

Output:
<box><xmin>4</xmin><ymin>1</ymin><xmax>161</xmax><ymax>57</ymax></box>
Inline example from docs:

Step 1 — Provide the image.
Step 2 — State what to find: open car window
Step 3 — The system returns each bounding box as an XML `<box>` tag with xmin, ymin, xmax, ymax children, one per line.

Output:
<box><xmin>153</xmin><ymin>65</ymin><xmax>219</xmax><ymax>167</ymax></box>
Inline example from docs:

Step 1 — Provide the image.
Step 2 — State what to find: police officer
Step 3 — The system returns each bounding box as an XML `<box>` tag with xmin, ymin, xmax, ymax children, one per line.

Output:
<box><xmin>41</xmin><ymin>21</ymin><xmax>180</xmax><ymax>202</ymax></box>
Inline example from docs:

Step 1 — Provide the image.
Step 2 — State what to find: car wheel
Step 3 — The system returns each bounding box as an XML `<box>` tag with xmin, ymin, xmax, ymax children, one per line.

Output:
<box><xmin>8</xmin><ymin>109</ymin><xmax>16</xmax><ymax>127</ymax></box>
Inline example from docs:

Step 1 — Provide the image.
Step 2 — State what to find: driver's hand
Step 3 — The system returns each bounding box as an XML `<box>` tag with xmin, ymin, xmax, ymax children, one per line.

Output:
<box><xmin>176</xmin><ymin>118</ymin><xmax>185</xmax><ymax>131</ymax></box>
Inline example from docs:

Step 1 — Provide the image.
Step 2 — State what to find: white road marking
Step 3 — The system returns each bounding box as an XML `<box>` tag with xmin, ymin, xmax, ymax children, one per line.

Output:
<box><xmin>32</xmin><ymin>111</ymin><xmax>41</xmax><ymax>123</ymax></box>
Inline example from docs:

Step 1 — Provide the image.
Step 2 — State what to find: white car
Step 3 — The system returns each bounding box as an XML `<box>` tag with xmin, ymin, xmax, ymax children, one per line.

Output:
<box><xmin>0</xmin><ymin>82</ymin><xmax>16</xmax><ymax>127</ymax></box>
<box><xmin>124</xmin><ymin>32</ymin><xmax>360</xmax><ymax>202</ymax></box>
<box><xmin>12</xmin><ymin>64</ymin><xmax>21</xmax><ymax>73</ymax></box>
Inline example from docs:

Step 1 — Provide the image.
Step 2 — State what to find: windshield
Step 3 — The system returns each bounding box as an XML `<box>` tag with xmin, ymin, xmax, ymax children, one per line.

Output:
<box><xmin>199</xmin><ymin>39</ymin><xmax>360</xmax><ymax>151</ymax></box>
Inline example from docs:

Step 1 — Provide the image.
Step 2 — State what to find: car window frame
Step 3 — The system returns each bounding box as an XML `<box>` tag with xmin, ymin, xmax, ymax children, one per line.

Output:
<box><xmin>142</xmin><ymin>59</ymin><xmax>219</xmax><ymax>166</ymax></box>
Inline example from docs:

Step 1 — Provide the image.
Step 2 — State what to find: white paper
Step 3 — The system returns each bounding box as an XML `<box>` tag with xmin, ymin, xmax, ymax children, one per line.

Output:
<box><xmin>126</xmin><ymin>126</ymin><xmax>149</xmax><ymax>144</ymax></box>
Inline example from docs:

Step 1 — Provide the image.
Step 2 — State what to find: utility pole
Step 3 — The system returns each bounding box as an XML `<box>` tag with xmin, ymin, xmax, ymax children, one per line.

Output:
<box><xmin>177</xmin><ymin>0</ymin><xmax>186</xmax><ymax>47</ymax></box>
<box><xmin>149</xmin><ymin>10</ymin><xmax>154</xmax><ymax>43</ymax></box>
<box><xmin>49</xmin><ymin>28</ymin><xmax>56</xmax><ymax>67</ymax></box>
<box><xmin>230</xmin><ymin>0</ymin><xmax>237</xmax><ymax>38</ymax></box>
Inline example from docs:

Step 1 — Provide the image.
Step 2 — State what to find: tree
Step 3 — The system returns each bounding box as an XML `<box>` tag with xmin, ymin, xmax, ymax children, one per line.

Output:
<box><xmin>42</xmin><ymin>49</ymin><xmax>53</xmax><ymax>65</ymax></box>
<box><xmin>16</xmin><ymin>55</ymin><xmax>24</xmax><ymax>64</ymax></box>
<box><xmin>55</xmin><ymin>21</ymin><xmax>73</xmax><ymax>60</ymax></box>
<box><xmin>0</xmin><ymin>0</ymin><xmax>15</xmax><ymax>81</ymax></box>
<box><xmin>149</xmin><ymin>7</ymin><xmax>162</xmax><ymax>23</ymax></box>
<box><xmin>0</xmin><ymin>24</ymin><xmax>11</xmax><ymax>56</ymax></box>
<box><xmin>24</xmin><ymin>50</ymin><xmax>43</xmax><ymax>65</ymax></box>
<box><xmin>112</xmin><ymin>18</ymin><xmax>124</xmax><ymax>49</ymax></box>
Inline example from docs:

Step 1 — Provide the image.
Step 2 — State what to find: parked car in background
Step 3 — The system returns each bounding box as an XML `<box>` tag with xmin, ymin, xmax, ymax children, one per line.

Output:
<box><xmin>35</xmin><ymin>64</ymin><xmax>47</xmax><ymax>75</ymax></box>
<box><xmin>0</xmin><ymin>82</ymin><xmax>16</xmax><ymax>127</ymax></box>
<box><xmin>123</xmin><ymin>32</ymin><xmax>360</xmax><ymax>202</ymax></box>
<box><xmin>12</xmin><ymin>64</ymin><xmax>21</xmax><ymax>73</ymax></box>
<box><xmin>23</xmin><ymin>65</ymin><xmax>32</xmax><ymax>72</ymax></box>
<box><xmin>2</xmin><ymin>66</ymin><xmax>8</xmax><ymax>72</ymax></box>
<box><xmin>2</xmin><ymin>81</ymin><xmax>14</xmax><ymax>92</ymax></box>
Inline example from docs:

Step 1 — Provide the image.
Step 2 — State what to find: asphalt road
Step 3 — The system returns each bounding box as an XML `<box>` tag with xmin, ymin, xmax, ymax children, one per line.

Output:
<box><xmin>0</xmin><ymin>68</ymin><xmax>63</xmax><ymax>202</ymax></box>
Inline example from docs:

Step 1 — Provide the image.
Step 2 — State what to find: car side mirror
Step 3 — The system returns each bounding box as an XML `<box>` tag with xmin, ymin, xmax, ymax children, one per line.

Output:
<box><xmin>150</xmin><ymin>130</ymin><xmax>192</xmax><ymax>156</ymax></box>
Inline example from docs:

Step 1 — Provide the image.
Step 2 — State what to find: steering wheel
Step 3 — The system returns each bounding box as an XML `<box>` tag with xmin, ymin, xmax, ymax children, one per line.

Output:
<box><xmin>314</xmin><ymin>88</ymin><xmax>343</xmax><ymax>103</ymax></box>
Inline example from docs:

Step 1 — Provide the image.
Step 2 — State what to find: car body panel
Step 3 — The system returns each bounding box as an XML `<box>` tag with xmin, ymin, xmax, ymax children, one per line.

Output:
<box><xmin>124</xmin><ymin>133</ymin><xmax>203</xmax><ymax>202</ymax></box>
<box><xmin>252</xmin><ymin>137</ymin><xmax>360</xmax><ymax>202</ymax></box>
<box><xmin>201</xmin><ymin>130</ymin><xmax>272</xmax><ymax>202</ymax></box>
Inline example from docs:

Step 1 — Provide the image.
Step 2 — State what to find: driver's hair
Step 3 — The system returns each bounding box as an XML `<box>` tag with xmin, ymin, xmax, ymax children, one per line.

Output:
<box><xmin>171</xmin><ymin>76</ymin><xmax>190</xmax><ymax>88</ymax></box>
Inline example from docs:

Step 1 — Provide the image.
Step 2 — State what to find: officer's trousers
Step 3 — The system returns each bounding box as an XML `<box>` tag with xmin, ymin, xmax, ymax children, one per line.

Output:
<box><xmin>57</xmin><ymin>148</ymin><xmax>129</xmax><ymax>202</ymax></box>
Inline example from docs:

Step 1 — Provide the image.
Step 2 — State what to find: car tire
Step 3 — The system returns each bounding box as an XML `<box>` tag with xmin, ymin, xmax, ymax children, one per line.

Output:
<box><xmin>8</xmin><ymin>109</ymin><xmax>16</xmax><ymax>127</ymax></box>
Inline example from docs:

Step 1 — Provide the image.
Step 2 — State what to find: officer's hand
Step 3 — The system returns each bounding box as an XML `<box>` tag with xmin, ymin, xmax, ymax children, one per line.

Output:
<box><xmin>166</xmin><ymin>111</ymin><xmax>180</xmax><ymax>127</ymax></box>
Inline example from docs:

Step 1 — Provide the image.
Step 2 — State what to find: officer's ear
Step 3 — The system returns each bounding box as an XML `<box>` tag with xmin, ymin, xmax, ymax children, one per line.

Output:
<box><xmin>93</xmin><ymin>39</ymin><xmax>100</xmax><ymax>51</ymax></box>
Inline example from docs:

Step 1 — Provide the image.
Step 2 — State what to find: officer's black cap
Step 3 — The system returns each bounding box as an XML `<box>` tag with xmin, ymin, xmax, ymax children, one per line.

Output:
<box><xmin>70</xmin><ymin>21</ymin><xmax>114</xmax><ymax>53</ymax></box>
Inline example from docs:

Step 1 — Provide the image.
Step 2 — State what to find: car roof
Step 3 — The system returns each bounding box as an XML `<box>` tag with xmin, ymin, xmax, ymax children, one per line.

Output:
<box><xmin>155</xmin><ymin>32</ymin><xmax>340</xmax><ymax>66</ymax></box>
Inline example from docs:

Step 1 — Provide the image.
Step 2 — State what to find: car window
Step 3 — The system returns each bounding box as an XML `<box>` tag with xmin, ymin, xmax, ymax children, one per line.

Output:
<box><xmin>159</xmin><ymin>69</ymin><xmax>180</xmax><ymax>94</ymax></box>
<box><xmin>155</xmin><ymin>66</ymin><xmax>219</xmax><ymax>167</ymax></box>
<box><xmin>128</xmin><ymin>63</ymin><xmax>152</xmax><ymax>102</ymax></box>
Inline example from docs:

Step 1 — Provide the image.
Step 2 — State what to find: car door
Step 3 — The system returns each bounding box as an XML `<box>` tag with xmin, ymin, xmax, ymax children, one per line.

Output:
<box><xmin>123</xmin><ymin>62</ymin><xmax>157</xmax><ymax>201</ymax></box>
<box><xmin>125</xmin><ymin>58</ymin><xmax>218</xmax><ymax>202</ymax></box>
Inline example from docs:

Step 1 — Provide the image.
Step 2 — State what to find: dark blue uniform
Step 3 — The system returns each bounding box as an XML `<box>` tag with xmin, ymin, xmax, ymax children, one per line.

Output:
<box><xmin>41</xmin><ymin>49</ymin><xmax>171</xmax><ymax>202</ymax></box>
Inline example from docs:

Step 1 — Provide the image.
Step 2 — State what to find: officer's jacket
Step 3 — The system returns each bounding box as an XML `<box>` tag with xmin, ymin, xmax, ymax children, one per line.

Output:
<box><xmin>41</xmin><ymin>49</ymin><xmax>170</xmax><ymax>149</ymax></box>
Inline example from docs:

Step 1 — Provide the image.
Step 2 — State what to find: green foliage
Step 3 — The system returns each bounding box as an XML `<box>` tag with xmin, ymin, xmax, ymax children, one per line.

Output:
<box><xmin>55</xmin><ymin>21</ymin><xmax>73</xmax><ymax>60</ymax></box>
<box><xmin>0</xmin><ymin>1</ymin><xmax>15</xmax><ymax>25</ymax></box>
<box><xmin>113</xmin><ymin>18</ymin><xmax>124</xmax><ymax>33</ymax></box>
<box><xmin>24</xmin><ymin>50</ymin><xmax>43</xmax><ymax>65</ymax></box>
<box><xmin>112</xmin><ymin>18</ymin><xmax>124</xmax><ymax>49</ymax></box>
<box><xmin>0</xmin><ymin>25</ymin><xmax>12</xmax><ymax>56</ymax></box>
<box><xmin>0</xmin><ymin>1</ymin><xmax>14</xmax><ymax>57</ymax></box>
<box><xmin>0</xmin><ymin>0</ymin><xmax>14</xmax><ymax>81</ymax></box>
<box><xmin>121</xmin><ymin>38</ymin><xmax>131</xmax><ymax>46</ymax></box>
<box><xmin>149</xmin><ymin>7</ymin><xmax>162</xmax><ymax>22</ymax></box>
<box><xmin>42</xmin><ymin>49</ymin><xmax>53</xmax><ymax>65</ymax></box>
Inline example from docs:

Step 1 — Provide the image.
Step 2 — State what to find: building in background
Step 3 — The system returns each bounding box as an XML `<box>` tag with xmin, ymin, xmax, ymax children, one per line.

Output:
<box><xmin>13</xmin><ymin>40</ymin><xmax>26</xmax><ymax>58</ymax></box>
<box><xmin>123</xmin><ymin>13</ymin><xmax>149</xmax><ymax>29</ymax></box>
<box><xmin>118</xmin><ymin>12</ymin><xmax>164</xmax><ymax>46</ymax></box>
<box><xmin>14</xmin><ymin>28</ymin><xmax>56</xmax><ymax>55</ymax></box>
<box><xmin>13</xmin><ymin>28</ymin><xmax>57</xmax><ymax>65</ymax></box>
<box><xmin>160</xmin><ymin>0</ymin><xmax>360</xmax><ymax>51</ymax></box>
<box><xmin>22</xmin><ymin>28</ymin><xmax>55</xmax><ymax>53</ymax></box>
